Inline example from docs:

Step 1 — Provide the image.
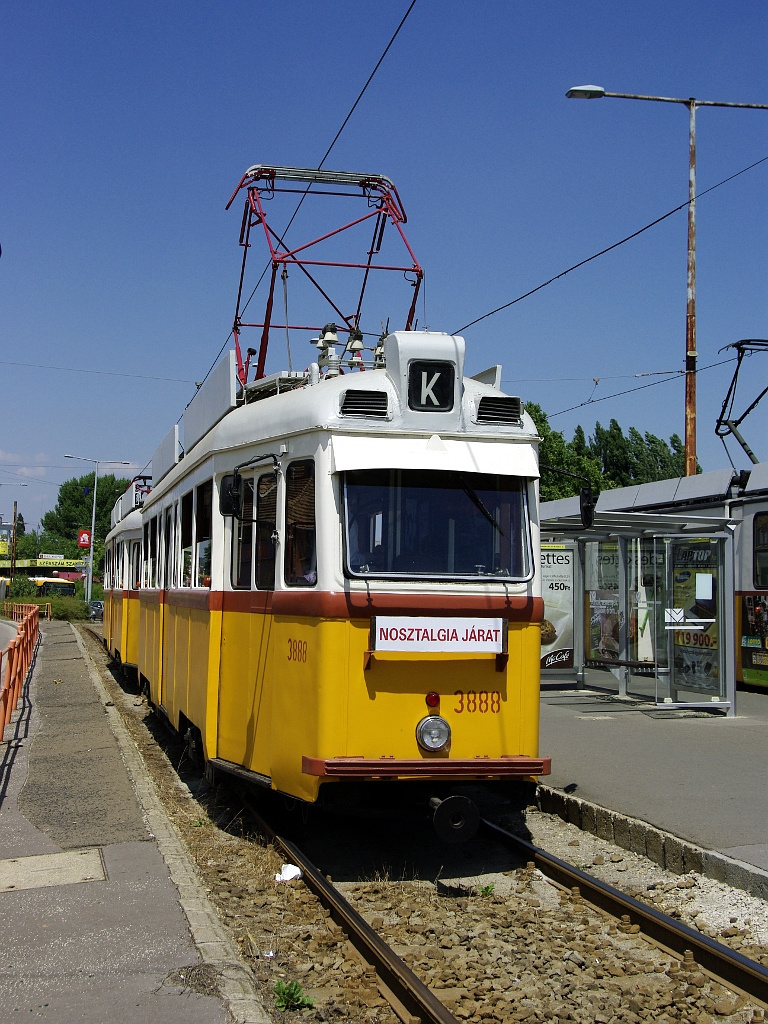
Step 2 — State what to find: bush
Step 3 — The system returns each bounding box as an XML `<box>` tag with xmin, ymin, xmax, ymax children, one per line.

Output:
<box><xmin>10</xmin><ymin>575</ymin><xmax>36</xmax><ymax>598</ymax></box>
<box><xmin>2</xmin><ymin>596</ymin><xmax>89</xmax><ymax>622</ymax></box>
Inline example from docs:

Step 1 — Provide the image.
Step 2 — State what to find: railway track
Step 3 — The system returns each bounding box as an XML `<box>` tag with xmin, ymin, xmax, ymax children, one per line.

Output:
<box><xmin>483</xmin><ymin>818</ymin><xmax>768</xmax><ymax>1010</ymax></box>
<box><xmin>239</xmin><ymin>790</ymin><xmax>768</xmax><ymax>1023</ymax></box>
<box><xmin>85</xmin><ymin>626</ymin><xmax>768</xmax><ymax>1022</ymax></box>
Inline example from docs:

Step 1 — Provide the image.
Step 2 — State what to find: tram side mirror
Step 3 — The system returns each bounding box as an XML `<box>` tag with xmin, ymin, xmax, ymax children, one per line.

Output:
<box><xmin>579</xmin><ymin>486</ymin><xmax>595</xmax><ymax>529</ymax></box>
<box><xmin>219</xmin><ymin>473</ymin><xmax>243</xmax><ymax>519</ymax></box>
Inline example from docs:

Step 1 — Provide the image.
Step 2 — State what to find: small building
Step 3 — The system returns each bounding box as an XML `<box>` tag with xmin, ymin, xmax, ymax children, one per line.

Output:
<box><xmin>540</xmin><ymin>467</ymin><xmax>741</xmax><ymax>715</ymax></box>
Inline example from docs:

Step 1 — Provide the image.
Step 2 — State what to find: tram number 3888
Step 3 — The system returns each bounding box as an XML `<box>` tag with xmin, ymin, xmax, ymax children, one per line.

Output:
<box><xmin>287</xmin><ymin>639</ymin><xmax>308</xmax><ymax>662</ymax></box>
<box><xmin>453</xmin><ymin>690</ymin><xmax>502</xmax><ymax>713</ymax></box>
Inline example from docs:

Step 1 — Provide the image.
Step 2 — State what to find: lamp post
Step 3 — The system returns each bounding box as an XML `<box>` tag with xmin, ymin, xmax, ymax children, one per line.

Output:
<box><xmin>0</xmin><ymin>484</ymin><xmax>28</xmax><ymax>583</ymax></box>
<box><xmin>64</xmin><ymin>456</ymin><xmax>130</xmax><ymax>603</ymax></box>
<box><xmin>566</xmin><ymin>85</ymin><xmax>768</xmax><ymax>476</ymax></box>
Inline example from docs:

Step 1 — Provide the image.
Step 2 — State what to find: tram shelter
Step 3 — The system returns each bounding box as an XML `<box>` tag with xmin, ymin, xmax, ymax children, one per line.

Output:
<box><xmin>539</xmin><ymin>501</ymin><xmax>735</xmax><ymax>715</ymax></box>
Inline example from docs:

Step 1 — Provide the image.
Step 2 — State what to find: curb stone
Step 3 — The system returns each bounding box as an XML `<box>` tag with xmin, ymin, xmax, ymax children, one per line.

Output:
<box><xmin>537</xmin><ymin>783</ymin><xmax>768</xmax><ymax>900</ymax></box>
<box><xmin>72</xmin><ymin>626</ymin><xmax>272</xmax><ymax>1024</ymax></box>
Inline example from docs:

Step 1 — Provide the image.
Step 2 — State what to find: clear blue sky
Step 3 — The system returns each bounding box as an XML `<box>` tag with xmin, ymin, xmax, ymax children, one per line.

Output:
<box><xmin>2</xmin><ymin>0</ymin><xmax>767</xmax><ymax>530</ymax></box>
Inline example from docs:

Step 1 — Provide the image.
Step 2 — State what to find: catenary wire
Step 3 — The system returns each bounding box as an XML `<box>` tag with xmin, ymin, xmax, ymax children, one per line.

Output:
<box><xmin>130</xmin><ymin>3</ymin><xmax>420</xmax><ymax>481</ymax></box>
<box><xmin>549</xmin><ymin>356</ymin><xmax>737</xmax><ymax>418</ymax></box>
<box><xmin>454</xmin><ymin>154</ymin><xmax>768</xmax><ymax>335</ymax></box>
<box><xmin>0</xmin><ymin>360</ymin><xmax>195</xmax><ymax>384</ymax></box>
<box><xmin>195</xmin><ymin>0</ymin><xmax>419</xmax><ymax>391</ymax></box>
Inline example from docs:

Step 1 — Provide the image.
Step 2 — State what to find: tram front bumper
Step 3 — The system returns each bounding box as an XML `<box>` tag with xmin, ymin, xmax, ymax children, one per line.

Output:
<box><xmin>301</xmin><ymin>755</ymin><xmax>551</xmax><ymax>779</ymax></box>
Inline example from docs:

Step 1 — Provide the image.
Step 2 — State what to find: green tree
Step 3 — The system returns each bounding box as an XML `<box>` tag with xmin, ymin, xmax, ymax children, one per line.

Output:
<box><xmin>529</xmin><ymin>405</ymin><xmax>693</xmax><ymax>501</ymax></box>
<box><xmin>527</xmin><ymin>402</ymin><xmax>601</xmax><ymax>501</ymax></box>
<box><xmin>15</xmin><ymin>513</ymin><xmax>25</xmax><ymax>537</ymax></box>
<box><xmin>41</xmin><ymin>473</ymin><xmax>130</xmax><ymax>557</ymax></box>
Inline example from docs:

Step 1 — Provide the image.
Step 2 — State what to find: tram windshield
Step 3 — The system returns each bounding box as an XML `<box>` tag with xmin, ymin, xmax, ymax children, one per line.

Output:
<box><xmin>343</xmin><ymin>469</ymin><xmax>531</xmax><ymax>580</ymax></box>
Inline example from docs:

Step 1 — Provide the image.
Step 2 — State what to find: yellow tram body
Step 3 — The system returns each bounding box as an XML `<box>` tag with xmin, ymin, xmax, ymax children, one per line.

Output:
<box><xmin>106</xmin><ymin>329</ymin><xmax>549</xmax><ymax>835</ymax></box>
<box><xmin>104</xmin><ymin>507</ymin><xmax>143</xmax><ymax>671</ymax></box>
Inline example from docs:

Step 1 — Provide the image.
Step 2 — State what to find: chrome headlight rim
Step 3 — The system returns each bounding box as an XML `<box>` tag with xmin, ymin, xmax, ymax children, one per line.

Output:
<box><xmin>415</xmin><ymin>714</ymin><xmax>451</xmax><ymax>752</ymax></box>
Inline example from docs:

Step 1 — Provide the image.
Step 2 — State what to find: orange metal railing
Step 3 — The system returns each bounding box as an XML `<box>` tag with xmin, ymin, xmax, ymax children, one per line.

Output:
<box><xmin>0</xmin><ymin>603</ymin><xmax>41</xmax><ymax>732</ymax></box>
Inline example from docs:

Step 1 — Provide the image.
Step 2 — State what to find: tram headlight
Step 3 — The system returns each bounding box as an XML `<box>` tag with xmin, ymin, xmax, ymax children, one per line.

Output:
<box><xmin>416</xmin><ymin>715</ymin><xmax>451</xmax><ymax>752</ymax></box>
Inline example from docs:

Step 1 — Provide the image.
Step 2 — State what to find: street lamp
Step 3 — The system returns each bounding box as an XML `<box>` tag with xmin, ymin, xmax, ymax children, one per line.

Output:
<box><xmin>566</xmin><ymin>85</ymin><xmax>768</xmax><ymax>476</ymax></box>
<box><xmin>64</xmin><ymin>456</ymin><xmax>131</xmax><ymax>603</ymax></box>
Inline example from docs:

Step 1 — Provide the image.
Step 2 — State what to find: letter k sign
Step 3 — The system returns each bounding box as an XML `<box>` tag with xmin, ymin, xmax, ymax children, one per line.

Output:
<box><xmin>421</xmin><ymin>371</ymin><xmax>440</xmax><ymax>405</ymax></box>
<box><xmin>407</xmin><ymin>360</ymin><xmax>455</xmax><ymax>412</ymax></box>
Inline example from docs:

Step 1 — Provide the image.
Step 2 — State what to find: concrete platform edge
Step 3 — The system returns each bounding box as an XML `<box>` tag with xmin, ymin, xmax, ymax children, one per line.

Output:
<box><xmin>537</xmin><ymin>784</ymin><xmax>768</xmax><ymax>901</ymax></box>
<box><xmin>71</xmin><ymin>626</ymin><xmax>272</xmax><ymax>1024</ymax></box>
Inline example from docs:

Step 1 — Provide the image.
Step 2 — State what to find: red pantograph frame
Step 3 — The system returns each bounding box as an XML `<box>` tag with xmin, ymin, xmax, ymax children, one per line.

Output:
<box><xmin>225</xmin><ymin>165</ymin><xmax>424</xmax><ymax>386</ymax></box>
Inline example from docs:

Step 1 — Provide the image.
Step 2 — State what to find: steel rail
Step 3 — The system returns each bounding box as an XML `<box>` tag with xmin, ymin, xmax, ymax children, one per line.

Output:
<box><xmin>482</xmin><ymin>818</ymin><xmax>768</xmax><ymax>1006</ymax></box>
<box><xmin>240</xmin><ymin>793</ymin><xmax>459</xmax><ymax>1024</ymax></box>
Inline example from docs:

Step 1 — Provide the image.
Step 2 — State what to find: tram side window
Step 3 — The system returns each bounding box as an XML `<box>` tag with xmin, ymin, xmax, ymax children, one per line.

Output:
<box><xmin>196</xmin><ymin>480</ymin><xmax>213</xmax><ymax>588</ymax></box>
<box><xmin>131</xmin><ymin>541</ymin><xmax>141</xmax><ymax>589</ymax></box>
<box><xmin>181</xmin><ymin>491</ymin><xmax>193</xmax><ymax>586</ymax></box>
<box><xmin>256</xmin><ymin>473</ymin><xmax>277</xmax><ymax>590</ymax></box>
<box><xmin>232</xmin><ymin>479</ymin><xmax>254</xmax><ymax>589</ymax></box>
<box><xmin>755</xmin><ymin>513</ymin><xmax>768</xmax><ymax>589</ymax></box>
<box><xmin>285</xmin><ymin>460</ymin><xmax>316</xmax><ymax>587</ymax></box>
<box><xmin>144</xmin><ymin>517</ymin><xmax>158</xmax><ymax>587</ymax></box>
<box><xmin>164</xmin><ymin>507</ymin><xmax>173</xmax><ymax>588</ymax></box>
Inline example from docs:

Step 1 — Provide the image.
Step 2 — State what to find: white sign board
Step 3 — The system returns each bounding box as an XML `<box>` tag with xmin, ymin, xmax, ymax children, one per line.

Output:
<box><xmin>372</xmin><ymin>616</ymin><xmax>504</xmax><ymax>653</ymax></box>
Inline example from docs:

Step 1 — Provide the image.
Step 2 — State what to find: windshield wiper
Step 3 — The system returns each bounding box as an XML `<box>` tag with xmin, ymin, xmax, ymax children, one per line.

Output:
<box><xmin>458</xmin><ymin>475</ymin><xmax>504</xmax><ymax>536</ymax></box>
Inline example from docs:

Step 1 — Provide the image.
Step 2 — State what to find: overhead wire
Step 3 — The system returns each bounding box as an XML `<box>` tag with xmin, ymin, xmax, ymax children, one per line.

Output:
<box><xmin>0</xmin><ymin>359</ymin><xmax>195</xmax><ymax>384</ymax></box>
<box><xmin>549</xmin><ymin>356</ymin><xmax>738</xmax><ymax>418</ymax></box>
<box><xmin>132</xmin><ymin>0</ymin><xmax>420</xmax><ymax>480</ymax></box>
<box><xmin>454</xmin><ymin>153</ymin><xmax>768</xmax><ymax>335</ymax></box>
<box><xmin>195</xmin><ymin>0</ymin><xmax>419</xmax><ymax>391</ymax></box>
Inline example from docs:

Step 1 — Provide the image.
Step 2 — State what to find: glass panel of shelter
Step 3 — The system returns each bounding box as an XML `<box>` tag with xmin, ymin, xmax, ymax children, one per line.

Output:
<box><xmin>581</xmin><ymin>534</ymin><xmax>726</xmax><ymax>705</ymax></box>
<box><xmin>662</xmin><ymin>536</ymin><xmax>725</xmax><ymax>704</ymax></box>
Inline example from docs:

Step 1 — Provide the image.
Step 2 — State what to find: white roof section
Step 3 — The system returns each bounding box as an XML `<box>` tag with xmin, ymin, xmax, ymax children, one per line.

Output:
<box><xmin>184</xmin><ymin>351</ymin><xmax>237</xmax><ymax>452</ymax></box>
<box><xmin>151</xmin><ymin>424</ymin><xmax>180</xmax><ymax>486</ymax></box>
<box><xmin>744</xmin><ymin>462</ymin><xmax>768</xmax><ymax>494</ymax></box>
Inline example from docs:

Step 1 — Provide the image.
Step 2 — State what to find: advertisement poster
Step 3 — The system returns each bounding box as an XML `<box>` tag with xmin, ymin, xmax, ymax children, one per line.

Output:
<box><xmin>741</xmin><ymin>595</ymin><xmax>768</xmax><ymax>686</ymax></box>
<box><xmin>540</xmin><ymin>545</ymin><xmax>574</xmax><ymax>670</ymax></box>
<box><xmin>587</xmin><ymin>591</ymin><xmax>621</xmax><ymax>661</ymax></box>
<box><xmin>584</xmin><ymin>541</ymin><xmax>621</xmax><ymax>662</ymax></box>
<box><xmin>670</xmin><ymin>541</ymin><xmax>720</xmax><ymax>695</ymax></box>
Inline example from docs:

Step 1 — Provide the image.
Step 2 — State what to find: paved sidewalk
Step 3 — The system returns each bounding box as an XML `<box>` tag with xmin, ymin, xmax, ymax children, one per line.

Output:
<box><xmin>540</xmin><ymin>688</ymin><xmax>768</xmax><ymax>874</ymax></box>
<box><xmin>0</xmin><ymin>620</ymin><xmax>269</xmax><ymax>1023</ymax></box>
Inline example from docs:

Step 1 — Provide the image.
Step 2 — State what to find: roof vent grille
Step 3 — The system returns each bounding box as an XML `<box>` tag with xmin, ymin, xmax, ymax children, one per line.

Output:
<box><xmin>476</xmin><ymin>395</ymin><xmax>522</xmax><ymax>424</ymax></box>
<box><xmin>341</xmin><ymin>390</ymin><xmax>389</xmax><ymax>418</ymax></box>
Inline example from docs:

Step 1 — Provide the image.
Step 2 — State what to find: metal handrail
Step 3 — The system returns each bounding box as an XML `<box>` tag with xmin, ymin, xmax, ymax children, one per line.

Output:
<box><xmin>0</xmin><ymin>604</ymin><xmax>40</xmax><ymax>730</ymax></box>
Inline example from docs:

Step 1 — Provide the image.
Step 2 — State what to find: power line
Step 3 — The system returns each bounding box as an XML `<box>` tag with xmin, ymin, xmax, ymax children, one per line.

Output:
<box><xmin>503</xmin><ymin>370</ymin><xmax>679</xmax><ymax>383</ymax></box>
<box><xmin>0</xmin><ymin>359</ymin><xmax>195</xmax><ymax>384</ymax></box>
<box><xmin>455</xmin><ymin>154</ymin><xmax>768</xmax><ymax>335</ymax></box>
<box><xmin>549</xmin><ymin>356</ymin><xmax>737</xmax><ymax>418</ymax></box>
<box><xmin>196</xmin><ymin>0</ymin><xmax>419</xmax><ymax>391</ymax></box>
<box><xmin>135</xmin><ymin>3</ymin><xmax>420</xmax><ymax>480</ymax></box>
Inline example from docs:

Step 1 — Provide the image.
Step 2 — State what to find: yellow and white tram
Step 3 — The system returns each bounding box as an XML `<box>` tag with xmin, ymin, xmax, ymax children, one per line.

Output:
<box><xmin>104</xmin><ymin>479</ymin><xmax>148</xmax><ymax>672</ymax></box>
<box><xmin>104</xmin><ymin>167</ymin><xmax>550</xmax><ymax>839</ymax></box>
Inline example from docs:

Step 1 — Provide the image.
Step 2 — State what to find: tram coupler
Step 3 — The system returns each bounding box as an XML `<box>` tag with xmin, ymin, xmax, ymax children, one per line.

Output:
<box><xmin>429</xmin><ymin>794</ymin><xmax>480</xmax><ymax>844</ymax></box>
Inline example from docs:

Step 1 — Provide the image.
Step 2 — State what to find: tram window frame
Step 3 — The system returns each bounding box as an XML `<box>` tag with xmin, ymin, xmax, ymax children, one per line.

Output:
<box><xmin>231</xmin><ymin>478</ymin><xmax>255</xmax><ymax>589</ymax></box>
<box><xmin>163</xmin><ymin>507</ymin><xmax>173</xmax><ymax>588</ymax></box>
<box><xmin>256</xmin><ymin>473</ymin><xmax>277</xmax><ymax>590</ymax></box>
<box><xmin>131</xmin><ymin>541</ymin><xmax>141</xmax><ymax>589</ymax></box>
<box><xmin>144</xmin><ymin>516</ymin><xmax>159</xmax><ymax>588</ymax></box>
<box><xmin>181</xmin><ymin>491</ymin><xmax>193</xmax><ymax>587</ymax></box>
<box><xmin>754</xmin><ymin>513</ymin><xmax>768</xmax><ymax>590</ymax></box>
<box><xmin>285</xmin><ymin>460</ymin><xmax>317</xmax><ymax>588</ymax></box>
<box><xmin>195</xmin><ymin>479</ymin><xmax>213</xmax><ymax>588</ymax></box>
<box><xmin>342</xmin><ymin>468</ymin><xmax>532</xmax><ymax>581</ymax></box>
